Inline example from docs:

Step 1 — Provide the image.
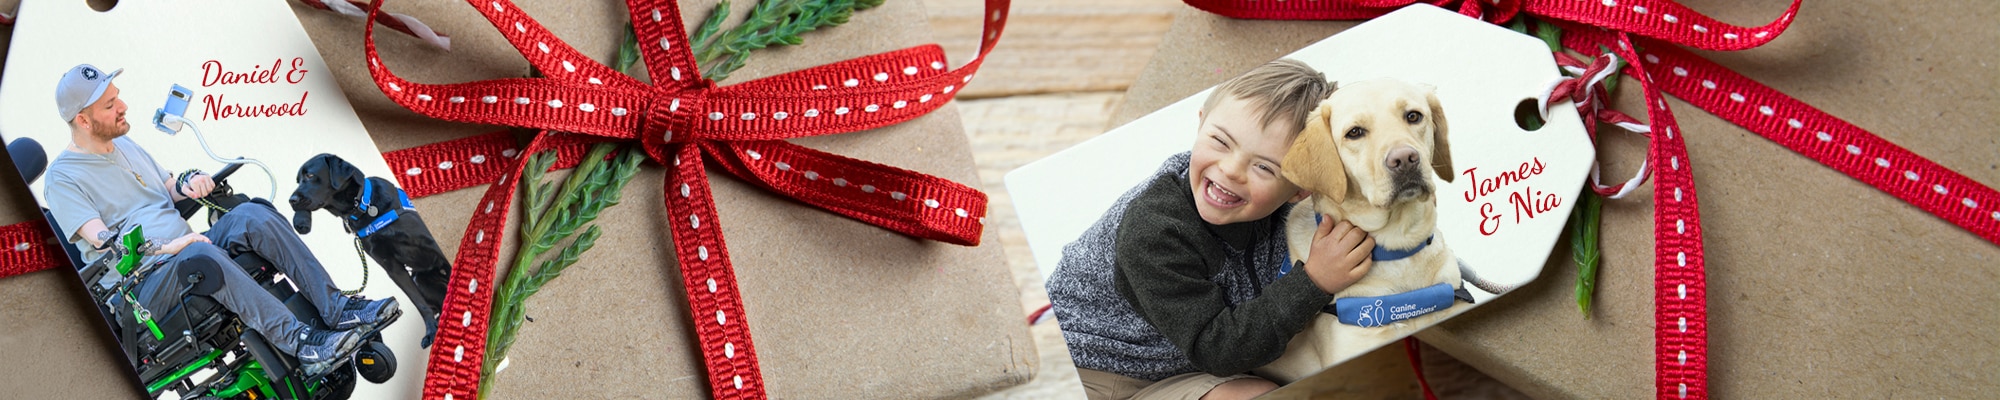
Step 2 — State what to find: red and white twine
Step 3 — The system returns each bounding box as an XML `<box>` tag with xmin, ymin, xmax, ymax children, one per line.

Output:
<box><xmin>296</xmin><ymin>0</ymin><xmax>453</xmax><ymax>50</ymax></box>
<box><xmin>1544</xmin><ymin>51</ymin><xmax>1655</xmax><ymax>199</ymax></box>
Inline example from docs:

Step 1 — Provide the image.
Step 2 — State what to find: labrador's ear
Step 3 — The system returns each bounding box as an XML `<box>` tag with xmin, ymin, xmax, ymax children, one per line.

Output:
<box><xmin>1424</xmin><ymin>85</ymin><xmax>1455</xmax><ymax>183</ymax></box>
<box><xmin>1282</xmin><ymin>102</ymin><xmax>1347</xmax><ymax>203</ymax></box>
<box><xmin>323</xmin><ymin>154</ymin><xmax>365</xmax><ymax>193</ymax></box>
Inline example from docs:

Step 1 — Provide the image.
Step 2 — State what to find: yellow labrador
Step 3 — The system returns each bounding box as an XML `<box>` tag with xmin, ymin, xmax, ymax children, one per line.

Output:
<box><xmin>1254</xmin><ymin>78</ymin><xmax>1514</xmax><ymax>383</ymax></box>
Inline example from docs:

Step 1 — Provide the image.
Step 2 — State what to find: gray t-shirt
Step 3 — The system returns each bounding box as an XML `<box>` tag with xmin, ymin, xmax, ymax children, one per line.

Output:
<box><xmin>44</xmin><ymin>136</ymin><xmax>194</xmax><ymax>264</ymax></box>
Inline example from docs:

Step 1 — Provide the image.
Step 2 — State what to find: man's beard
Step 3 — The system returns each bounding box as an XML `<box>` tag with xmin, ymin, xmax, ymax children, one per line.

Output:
<box><xmin>89</xmin><ymin>115</ymin><xmax>129</xmax><ymax>142</ymax></box>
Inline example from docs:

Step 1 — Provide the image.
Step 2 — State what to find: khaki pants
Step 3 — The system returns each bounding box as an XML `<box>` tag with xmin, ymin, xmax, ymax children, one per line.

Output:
<box><xmin>1078</xmin><ymin>368</ymin><xmax>1258</xmax><ymax>400</ymax></box>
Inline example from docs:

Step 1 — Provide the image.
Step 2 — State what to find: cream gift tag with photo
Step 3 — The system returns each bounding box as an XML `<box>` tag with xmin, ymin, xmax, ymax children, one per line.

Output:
<box><xmin>0</xmin><ymin>1</ymin><xmax>432</xmax><ymax>398</ymax></box>
<box><xmin>1009</xmin><ymin>5</ymin><xmax>1594</xmax><ymax>381</ymax></box>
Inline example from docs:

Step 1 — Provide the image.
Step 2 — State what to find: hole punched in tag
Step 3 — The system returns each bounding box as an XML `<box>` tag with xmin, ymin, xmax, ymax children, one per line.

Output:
<box><xmin>1513</xmin><ymin>98</ymin><xmax>1546</xmax><ymax>131</ymax></box>
<box><xmin>88</xmin><ymin>0</ymin><xmax>117</xmax><ymax>12</ymax></box>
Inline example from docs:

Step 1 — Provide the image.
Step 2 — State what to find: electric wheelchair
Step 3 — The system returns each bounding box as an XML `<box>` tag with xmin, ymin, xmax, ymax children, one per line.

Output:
<box><xmin>8</xmin><ymin>137</ymin><xmax>399</xmax><ymax>400</ymax></box>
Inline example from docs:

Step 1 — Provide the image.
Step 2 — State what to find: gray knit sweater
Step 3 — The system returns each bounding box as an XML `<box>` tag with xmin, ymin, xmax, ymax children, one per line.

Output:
<box><xmin>1047</xmin><ymin>153</ymin><xmax>1333</xmax><ymax>381</ymax></box>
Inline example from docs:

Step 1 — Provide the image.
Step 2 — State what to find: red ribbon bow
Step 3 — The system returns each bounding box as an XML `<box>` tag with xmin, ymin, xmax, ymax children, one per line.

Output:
<box><xmin>1181</xmin><ymin>1</ymin><xmax>2000</xmax><ymax>399</ymax></box>
<box><xmin>356</xmin><ymin>0</ymin><xmax>1010</xmax><ymax>398</ymax></box>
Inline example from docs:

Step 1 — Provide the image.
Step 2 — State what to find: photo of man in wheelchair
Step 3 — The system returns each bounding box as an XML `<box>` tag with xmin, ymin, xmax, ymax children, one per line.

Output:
<box><xmin>11</xmin><ymin>64</ymin><xmax>405</xmax><ymax>399</ymax></box>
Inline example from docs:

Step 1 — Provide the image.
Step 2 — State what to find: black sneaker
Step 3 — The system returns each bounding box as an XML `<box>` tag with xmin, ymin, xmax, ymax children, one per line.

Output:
<box><xmin>331</xmin><ymin>296</ymin><xmax>401</xmax><ymax>332</ymax></box>
<box><xmin>293</xmin><ymin>327</ymin><xmax>362</xmax><ymax>377</ymax></box>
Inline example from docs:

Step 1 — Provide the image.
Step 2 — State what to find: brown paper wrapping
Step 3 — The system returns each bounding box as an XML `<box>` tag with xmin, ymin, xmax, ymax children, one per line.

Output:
<box><xmin>1117</xmin><ymin>0</ymin><xmax>1998</xmax><ymax>398</ymax></box>
<box><xmin>0</xmin><ymin>0</ymin><xmax>1036</xmax><ymax>398</ymax></box>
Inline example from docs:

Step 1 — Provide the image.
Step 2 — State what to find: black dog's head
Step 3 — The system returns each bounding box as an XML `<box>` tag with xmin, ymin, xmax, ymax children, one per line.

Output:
<box><xmin>289</xmin><ymin>153</ymin><xmax>368</xmax><ymax>234</ymax></box>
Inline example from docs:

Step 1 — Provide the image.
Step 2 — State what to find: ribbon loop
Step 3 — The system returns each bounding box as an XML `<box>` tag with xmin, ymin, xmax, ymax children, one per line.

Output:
<box><xmin>626</xmin><ymin>0</ymin><xmax>708</xmax><ymax>90</ymax></box>
<box><xmin>1526</xmin><ymin>0</ymin><xmax>1801</xmax><ymax>51</ymax></box>
<box><xmin>701</xmin><ymin>141</ymin><xmax>990</xmax><ymax>246</ymax></box>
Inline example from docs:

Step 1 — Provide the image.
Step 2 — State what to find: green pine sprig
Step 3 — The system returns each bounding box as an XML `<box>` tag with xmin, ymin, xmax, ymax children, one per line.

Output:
<box><xmin>1571</xmin><ymin>186</ymin><xmax>1604</xmax><ymax>317</ymax></box>
<box><xmin>1514</xmin><ymin>16</ymin><xmax>1624</xmax><ymax>318</ymax></box>
<box><xmin>480</xmin><ymin>143</ymin><xmax>646</xmax><ymax>398</ymax></box>
<box><xmin>476</xmin><ymin>2</ymin><xmax>881</xmax><ymax>395</ymax></box>
<box><xmin>618</xmin><ymin>0</ymin><xmax>881</xmax><ymax>81</ymax></box>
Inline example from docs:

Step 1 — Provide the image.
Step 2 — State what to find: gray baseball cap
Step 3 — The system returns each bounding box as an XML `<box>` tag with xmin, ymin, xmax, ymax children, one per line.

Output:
<box><xmin>56</xmin><ymin>64</ymin><xmax>123</xmax><ymax>123</ymax></box>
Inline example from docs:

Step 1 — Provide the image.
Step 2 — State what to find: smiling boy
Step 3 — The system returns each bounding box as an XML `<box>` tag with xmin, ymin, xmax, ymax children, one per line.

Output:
<box><xmin>1047</xmin><ymin>59</ymin><xmax>1376</xmax><ymax>400</ymax></box>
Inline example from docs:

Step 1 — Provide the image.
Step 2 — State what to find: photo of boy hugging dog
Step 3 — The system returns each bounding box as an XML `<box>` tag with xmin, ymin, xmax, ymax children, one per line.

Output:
<box><xmin>1046</xmin><ymin>59</ymin><xmax>1373</xmax><ymax>400</ymax></box>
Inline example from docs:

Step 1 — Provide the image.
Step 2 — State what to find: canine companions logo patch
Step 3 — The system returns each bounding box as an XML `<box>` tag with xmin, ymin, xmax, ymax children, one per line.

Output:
<box><xmin>1333</xmin><ymin>283</ymin><xmax>1456</xmax><ymax>327</ymax></box>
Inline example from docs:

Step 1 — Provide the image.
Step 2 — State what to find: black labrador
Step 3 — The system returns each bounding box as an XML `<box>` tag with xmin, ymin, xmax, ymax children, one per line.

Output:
<box><xmin>290</xmin><ymin>153</ymin><xmax>451</xmax><ymax>348</ymax></box>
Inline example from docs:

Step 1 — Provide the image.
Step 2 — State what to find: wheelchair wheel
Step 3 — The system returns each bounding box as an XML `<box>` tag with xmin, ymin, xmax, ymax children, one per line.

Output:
<box><xmin>353</xmin><ymin>339</ymin><xmax>396</xmax><ymax>384</ymax></box>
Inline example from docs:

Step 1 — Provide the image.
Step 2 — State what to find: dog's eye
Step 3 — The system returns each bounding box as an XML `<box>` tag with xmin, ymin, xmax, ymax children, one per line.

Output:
<box><xmin>1404</xmin><ymin>111</ymin><xmax>1423</xmax><ymax>124</ymax></box>
<box><xmin>1344</xmin><ymin>127</ymin><xmax>1367</xmax><ymax>140</ymax></box>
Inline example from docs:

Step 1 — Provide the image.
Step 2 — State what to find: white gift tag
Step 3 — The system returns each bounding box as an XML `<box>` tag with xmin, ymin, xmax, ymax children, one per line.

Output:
<box><xmin>1009</xmin><ymin>5</ymin><xmax>1593</xmax><ymax>380</ymax></box>
<box><xmin>0</xmin><ymin>1</ymin><xmax>424</xmax><ymax>398</ymax></box>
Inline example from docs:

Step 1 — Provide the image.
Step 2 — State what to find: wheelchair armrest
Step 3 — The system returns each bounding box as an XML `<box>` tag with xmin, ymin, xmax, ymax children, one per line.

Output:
<box><xmin>175</xmin><ymin>162</ymin><xmax>246</xmax><ymax>220</ymax></box>
<box><xmin>211</xmin><ymin>162</ymin><xmax>243</xmax><ymax>183</ymax></box>
<box><xmin>175</xmin><ymin>199</ymin><xmax>202</xmax><ymax>220</ymax></box>
<box><xmin>78</xmin><ymin>259</ymin><xmax>111</xmax><ymax>296</ymax></box>
<box><xmin>77</xmin><ymin>257</ymin><xmax>144</xmax><ymax>303</ymax></box>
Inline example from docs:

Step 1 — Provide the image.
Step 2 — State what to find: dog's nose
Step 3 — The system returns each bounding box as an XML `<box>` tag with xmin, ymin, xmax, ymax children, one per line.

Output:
<box><xmin>1385</xmin><ymin>146</ymin><xmax>1421</xmax><ymax>172</ymax></box>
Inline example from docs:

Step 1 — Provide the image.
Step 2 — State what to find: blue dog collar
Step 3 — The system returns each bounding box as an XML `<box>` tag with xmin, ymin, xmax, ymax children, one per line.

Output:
<box><xmin>349</xmin><ymin>182</ymin><xmax>414</xmax><ymax>238</ymax></box>
<box><xmin>1288</xmin><ymin>234</ymin><xmax>1432</xmax><ymax>278</ymax></box>
<box><xmin>1371</xmin><ymin>235</ymin><xmax>1434</xmax><ymax>262</ymax></box>
<box><xmin>1278</xmin><ymin>216</ymin><xmax>1434</xmax><ymax>278</ymax></box>
<box><xmin>1328</xmin><ymin>283</ymin><xmax>1461</xmax><ymax>327</ymax></box>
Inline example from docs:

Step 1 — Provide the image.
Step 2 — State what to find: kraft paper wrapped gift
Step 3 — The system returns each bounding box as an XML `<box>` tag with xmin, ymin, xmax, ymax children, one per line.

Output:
<box><xmin>0</xmin><ymin>0</ymin><xmax>1036</xmax><ymax>398</ymax></box>
<box><xmin>1115</xmin><ymin>0</ymin><xmax>1997</xmax><ymax>398</ymax></box>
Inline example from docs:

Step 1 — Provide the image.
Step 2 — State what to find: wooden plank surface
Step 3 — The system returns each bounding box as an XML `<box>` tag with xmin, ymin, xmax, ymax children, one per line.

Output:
<box><xmin>957</xmin><ymin>92</ymin><xmax>1124</xmax><ymax>399</ymax></box>
<box><xmin>925</xmin><ymin>0</ymin><xmax>1180</xmax><ymax>98</ymax></box>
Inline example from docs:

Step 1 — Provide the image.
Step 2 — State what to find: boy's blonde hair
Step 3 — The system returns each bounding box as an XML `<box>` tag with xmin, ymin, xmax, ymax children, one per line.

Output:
<box><xmin>1200</xmin><ymin>59</ymin><xmax>1333</xmax><ymax>134</ymax></box>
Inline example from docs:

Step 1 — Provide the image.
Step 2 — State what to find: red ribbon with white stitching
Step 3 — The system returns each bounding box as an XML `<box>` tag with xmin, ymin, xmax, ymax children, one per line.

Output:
<box><xmin>355</xmin><ymin>0</ymin><xmax>1009</xmax><ymax>398</ymax></box>
<box><xmin>1181</xmin><ymin>1</ymin><xmax>2000</xmax><ymax>399</ymax></box>
<box><xmin>0</xmin><ymin>219</ymin><xmax>64</xmax><ymax>278</ymax></box>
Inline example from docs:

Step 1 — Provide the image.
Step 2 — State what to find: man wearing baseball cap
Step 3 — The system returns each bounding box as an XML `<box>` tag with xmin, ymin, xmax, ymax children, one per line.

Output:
<box><xmin>43</xmin><ymin>63</ymin><xmax>399</xmax><ymax>376</ymax></box>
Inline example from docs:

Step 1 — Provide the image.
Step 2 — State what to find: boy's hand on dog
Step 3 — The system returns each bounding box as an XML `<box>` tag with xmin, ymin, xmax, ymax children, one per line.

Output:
<box><xmin>1303</xmin><ymin>219</ymin><xmax>1374</xmax><ymax>294</ymax></box>
<box><xmin>178</xmin><ymin>173</ymin><xmax>216</xmax><ymax>199</ymax></box>
<box><xmin>156</xmin><ymin>233</ymin><xmax>211</xmax><ymax>255</ymax></box>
